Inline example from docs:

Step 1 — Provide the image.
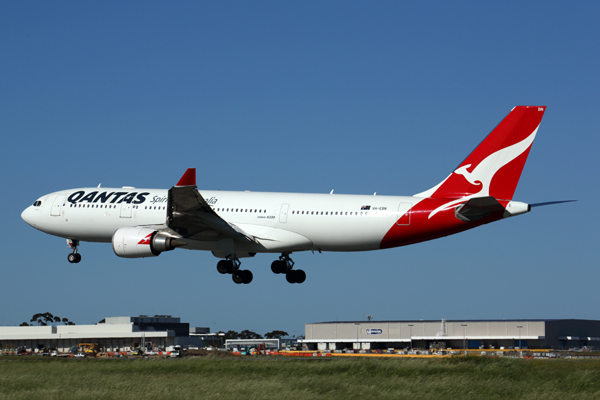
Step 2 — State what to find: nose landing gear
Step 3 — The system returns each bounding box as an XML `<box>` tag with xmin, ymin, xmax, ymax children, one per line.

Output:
<box><xmin>67</xmin><ymin>239</ymin><xmax>81</xmax><ymax>263</ymax></box>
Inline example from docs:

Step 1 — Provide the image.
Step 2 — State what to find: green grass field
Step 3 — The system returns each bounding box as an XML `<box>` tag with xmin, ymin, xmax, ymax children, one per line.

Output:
<box><xmin>0</xmin><ymin>356</ymin><xmax>599</xmax><ymax>399</ymax></box>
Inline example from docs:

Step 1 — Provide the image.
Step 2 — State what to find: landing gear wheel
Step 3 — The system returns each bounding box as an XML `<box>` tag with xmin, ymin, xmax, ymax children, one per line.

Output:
<box><xmin>217</xmin><ymin>260</ymin><xmax>233</xmax><ymax>274</ymax></box>
<box><xmin>68</xmin><ymin>253</ymin><xmax>77</xmax><ymax>263</ymax></box>
<box><xmin>295</xmin><ymin>269</ymin><xmax>306</xmax><ymax>284</ymax></box>
<box><xmin>286</xmin><ymin>271</ymin><xmax>296</xmax><ymax>284</ymax></box>
<box><xmin>232</xmin><ymin>271</ymin><xmax>245</xmax><ymax>284</ymax></box>
<box><xmin>74</xmin><ymin>253</ymin><xmax>81</xmax><ymax>263</ymax></box>
<box><xmin>285</xmin><ymin>270</ymin><xmax>306</xmax><ymax>284</ymax></box>
<box><xmin>271</xmin><ymin>260</ymin><xmax>286</xmax><ymax>274</ymax></box>
<box><xmin>242</xmin><ymin>270</ymin><xmax>253</xmax><ymax>284</ymax></box>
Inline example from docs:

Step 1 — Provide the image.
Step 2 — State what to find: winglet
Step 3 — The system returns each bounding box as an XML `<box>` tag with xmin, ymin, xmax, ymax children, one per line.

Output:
<box><xmin>176</xmin><ymin>168</ymin><xmax>196</xmax><ymax>187</ymax></box>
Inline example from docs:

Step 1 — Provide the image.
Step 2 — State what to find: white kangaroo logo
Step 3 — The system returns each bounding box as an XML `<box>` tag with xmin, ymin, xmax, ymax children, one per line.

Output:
<box><xmin>427</xmin><ymin>127</ymin><xmax>539</xmax><ymax>219</ymax></box>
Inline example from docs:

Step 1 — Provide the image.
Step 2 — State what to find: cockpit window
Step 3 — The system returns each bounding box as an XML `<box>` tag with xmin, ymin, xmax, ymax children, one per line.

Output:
<box><xmin>33</xmin><ymin>201</ymin><xmax>42</xmax><ymax>207</ymax></box>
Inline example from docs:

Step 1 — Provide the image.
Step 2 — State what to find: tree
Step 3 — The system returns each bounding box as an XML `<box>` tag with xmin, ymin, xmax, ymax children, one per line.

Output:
<box><xmin>222</xmin><ymin>330</ymin><xmax>239</xmax><ymax>340</ymax></box>
<box><xmin>30</xmin><ymin>312</ymin><xmax>51</xmax><ymax>326</ymax></box>
<box><xmin>28</xmin><ymin>312</ymin><xmax>75</xmax><ymax>326</ymax></box>
<box><xmin>264</xmin><ymin>330</ymin><xmax>289</xmax><ymax>339</ymax></box>
<box><xmin>19</xmin><ymin>322</ymin><xmax>29</xmax><ymax>326</ymax></box>
<box><xmin>239</xmin><ymin>330</ymin><xmax>263</xmax><ymax>339</ymax></box>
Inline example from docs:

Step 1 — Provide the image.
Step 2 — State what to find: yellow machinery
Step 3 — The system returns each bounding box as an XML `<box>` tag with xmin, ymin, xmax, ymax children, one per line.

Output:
<box><xmin>78</xmin><ymin>343</ymin><xmax>100</xmax><ymax>357</ymax></box>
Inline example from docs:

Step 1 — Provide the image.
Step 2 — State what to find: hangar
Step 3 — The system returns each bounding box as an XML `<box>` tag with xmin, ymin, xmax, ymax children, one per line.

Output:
<box><xmin>0</xmin><ymin>315</ymin><xmax>216</xmax><ymax>353</ymax></box>
<box><xmin>301</xmin><ymin>319</ymin><xmax>600</xmax><ymax>351</ymax></box>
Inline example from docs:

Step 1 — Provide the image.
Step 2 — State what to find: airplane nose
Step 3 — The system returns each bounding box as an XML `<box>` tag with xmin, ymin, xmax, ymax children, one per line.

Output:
<box><xmin>21</xmin><ymin>207</ymin><xmax>36</xmax><ymax>227</ymax></box>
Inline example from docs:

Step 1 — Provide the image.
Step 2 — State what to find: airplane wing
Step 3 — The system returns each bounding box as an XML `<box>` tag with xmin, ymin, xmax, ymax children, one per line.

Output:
<box><xmin>166</xmin><ymin>169</ymin><xmax>257</xmax><ymax>243</ymax></box>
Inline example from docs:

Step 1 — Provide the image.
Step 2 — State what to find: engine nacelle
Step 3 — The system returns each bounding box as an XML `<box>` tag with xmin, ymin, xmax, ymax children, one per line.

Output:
<box><xmin>112</xmin><ymin>227</ymin><xmax>185</xmax><ymax>258</ymax></box>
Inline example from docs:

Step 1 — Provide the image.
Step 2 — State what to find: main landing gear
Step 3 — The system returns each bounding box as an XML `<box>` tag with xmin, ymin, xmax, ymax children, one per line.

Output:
<box><xmin>271</xmin><ymin>254</ymin><xmax>306</xmax><ymax>284</ymax></box>
<box><xmin>216</xmin><ymin>253</ymin><xmax>306</xmax><ymax>284</ymax></box>
<box><xmin>67</xmin><ymin>239</ymin><xmax>81</xmax><ymax>264</ymax></box>
<box><xmin>216</xmin><ymin>257</ymin><xmax>253</xmax><ymax>284</ymax></box>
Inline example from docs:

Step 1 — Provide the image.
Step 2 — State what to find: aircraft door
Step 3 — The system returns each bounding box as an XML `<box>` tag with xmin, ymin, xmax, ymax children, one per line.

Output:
<box><xmin>50</xmin><ymin>195</ymin><xmax>65</xmax><ymax>216</ymax></box>
<box><xmin>120</xmin><ymin>202</ymin><xmax>132</xmax><ymax>218</ymax></box>
<box><xmin>279</xmin><ymin>203</ymin><xmax>289</xmax><ymax>223</ymax></box>
<box><xmin>396</xmin><ymin>203</ymin><xmax>412</xmax><ymax>225</ymax></box>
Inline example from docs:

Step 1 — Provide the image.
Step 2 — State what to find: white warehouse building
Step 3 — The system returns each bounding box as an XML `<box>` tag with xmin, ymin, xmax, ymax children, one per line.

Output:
<box><xmin>301</xmin><ymin>319</ymin><xmax>600</xmax><ymax>351</ymax></box>
<box><xmin>0</xmin><ymin>316</ymin><xmax>212</xmax><ymax>352</ymax></box>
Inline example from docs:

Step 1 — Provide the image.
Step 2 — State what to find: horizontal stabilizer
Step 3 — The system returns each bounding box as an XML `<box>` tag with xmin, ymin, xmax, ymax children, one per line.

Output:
<box><xmin>530</xmin><ymin>200</ymin><xmax>577</xmax><ymax>208</ymax></box>
<box><xmin>455</xmin><ymin>196</ymin><xmax>504</xmax><ymax>222</ymax></box>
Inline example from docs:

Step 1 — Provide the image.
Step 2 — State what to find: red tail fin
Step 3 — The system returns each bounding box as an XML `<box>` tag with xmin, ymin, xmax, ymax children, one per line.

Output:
<box><xmin>416</xmin><ymin>106</ymin><xmax>546</xmax><ymax>201</ymax></box>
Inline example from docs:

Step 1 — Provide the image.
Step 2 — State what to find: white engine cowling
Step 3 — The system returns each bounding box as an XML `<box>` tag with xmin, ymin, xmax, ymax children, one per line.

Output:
<box><xmin>112</xmin><ymin>227</ymin><xmax>185</xmax><ymax>258</ymax></box>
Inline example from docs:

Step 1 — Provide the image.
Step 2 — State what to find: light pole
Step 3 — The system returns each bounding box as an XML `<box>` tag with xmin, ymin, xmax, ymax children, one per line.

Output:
<box><xmin>517</xmin><ymin>325</ymin><xmax>523</xmax><ymax>356</ymax></box>
<box><xmin>355</xmin><ymin>323</ymin><xmax>360</xmax><ymax>352</ymax></box>
<box><xmin>408</xmin><ymin>324</ymin><xmax>414</xmax><ymax>351</ymax></box>
<box><xmin>461</xmin><ymin>324</ymin><xmax>468</xmax><ymax>355</ymax></box>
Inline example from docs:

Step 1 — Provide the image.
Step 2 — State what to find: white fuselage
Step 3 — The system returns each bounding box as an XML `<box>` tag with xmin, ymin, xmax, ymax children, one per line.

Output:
<box><xmin>21</xmin><ymin>187</ymin><xmax>423</xmax><ymax>254</ymax></box>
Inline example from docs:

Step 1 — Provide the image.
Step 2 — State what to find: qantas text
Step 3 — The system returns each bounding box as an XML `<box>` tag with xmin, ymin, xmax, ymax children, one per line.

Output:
<box><xmin>67</xmin><ymin>191</ymin><xmax>151</xmax><ymax>205</ymax></box>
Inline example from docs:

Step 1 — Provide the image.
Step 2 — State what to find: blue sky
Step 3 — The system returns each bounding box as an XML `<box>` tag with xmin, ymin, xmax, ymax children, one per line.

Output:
<box><xmin>2</xmin><ymin>1</ymin><xmax>598</xmax><ymax>336</ymax></box>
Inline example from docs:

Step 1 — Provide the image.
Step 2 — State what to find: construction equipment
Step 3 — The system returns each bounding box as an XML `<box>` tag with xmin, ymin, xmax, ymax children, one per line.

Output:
<box><xmin>78</xmin><ymin>343</ymin><xmax>100</xmax><ymax>357</ymax></box>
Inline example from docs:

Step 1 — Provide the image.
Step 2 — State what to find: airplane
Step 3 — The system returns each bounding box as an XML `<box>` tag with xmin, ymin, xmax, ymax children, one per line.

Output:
<box><xmin>22</xmin><ymin>106</ymin><xmax>570</xmax><ymax>285</ymax></box>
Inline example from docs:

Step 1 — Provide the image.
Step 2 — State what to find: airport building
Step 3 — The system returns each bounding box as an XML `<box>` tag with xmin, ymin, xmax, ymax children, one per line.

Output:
<box><xmin>301</xmin><ymin>319</ymin><xmax>600</xmax><ymax>351</ymax></box>
<box><xmin>0</xmin><ymin>316</ymin><xmax>218</xmax><ymax>352</ymax></box>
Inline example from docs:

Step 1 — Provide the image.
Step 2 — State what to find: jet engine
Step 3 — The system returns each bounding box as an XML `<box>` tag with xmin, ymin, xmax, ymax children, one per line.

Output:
<box><xmin>112</xmin><ymin>227</ymin><xmax>186</xmax><ymax>258</ymax></box>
